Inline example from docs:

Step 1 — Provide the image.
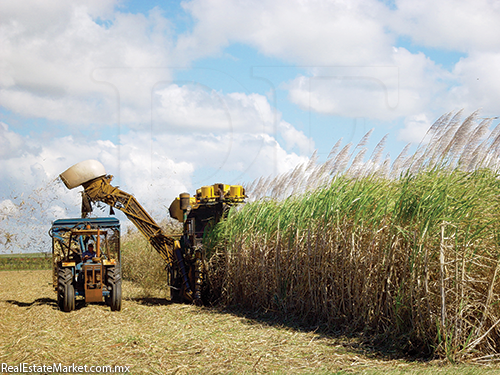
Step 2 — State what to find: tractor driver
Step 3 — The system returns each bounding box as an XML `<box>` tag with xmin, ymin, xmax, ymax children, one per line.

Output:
<box><xmin>82</xmin><ymin>243</ymin><xmax>96</xmax><ymax>261</ymax></box>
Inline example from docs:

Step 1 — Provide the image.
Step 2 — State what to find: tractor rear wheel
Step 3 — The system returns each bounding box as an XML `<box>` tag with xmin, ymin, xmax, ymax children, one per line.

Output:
<box><xmin>57</xmin><ymin>267</ymin><xmax>75</xmax><ymax>312</ymax></box>
<box><xmin>106</xmin><ymin>264</ymin><xmax>122</xmax><ymax>311</ymax></box>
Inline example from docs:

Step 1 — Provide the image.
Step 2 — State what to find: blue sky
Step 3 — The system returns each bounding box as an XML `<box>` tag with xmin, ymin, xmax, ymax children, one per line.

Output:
<box><xmin>1</xmin><ymin>0</ymin><xmax>500</xmax><ymax>252</ymax></box>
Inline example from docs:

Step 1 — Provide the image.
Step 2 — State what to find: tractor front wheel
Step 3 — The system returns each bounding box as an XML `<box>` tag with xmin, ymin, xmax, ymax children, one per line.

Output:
<box><xmin>106</xmin><ymin>264</ymin><xmax>122</xmax><ymax>311</ymax></box>
<box><xmin>57</xmin><ymin>267</ymin><xmax>75</xmax><ymax>312</ymax></box>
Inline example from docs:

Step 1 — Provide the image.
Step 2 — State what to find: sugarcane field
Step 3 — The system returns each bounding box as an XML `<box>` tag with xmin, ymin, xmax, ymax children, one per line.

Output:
<box><xmin>3</xmin><ymin>112</ymin><xmax>500</xmax><ymax>374</ymax></box>
<box><xmin>5</xmin><ymin>1</ymin><xmax>500</xmax><ymax>373</ymax></box>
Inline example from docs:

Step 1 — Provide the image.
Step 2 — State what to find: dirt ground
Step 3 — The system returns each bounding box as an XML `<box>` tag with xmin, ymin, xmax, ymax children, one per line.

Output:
<box><xmin>1</xmin><ymin>270</ymin><xmax>499</xmax><ymax>375</ymax></box>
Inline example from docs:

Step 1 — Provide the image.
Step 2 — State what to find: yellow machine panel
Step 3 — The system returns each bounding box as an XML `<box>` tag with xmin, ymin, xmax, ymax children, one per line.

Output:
<box><xmin>199</xmin><ymin>185</ymin><xmax>215</xmax><ymax>199</ymax></box>
<box><xmin>195</xmin><ymin>184</ymin><xmax>245</xmax><ymax>203</ymax></box>
<box><xmin>170</xmin><ymin>184</ymin><xmax>246</xmax><ymax>223</ymax></box>
<box><xmin>229</xmin><ymin>185</ymin><xmax>244</xmax><ymax>200</ymax></box>
<box><xmin>169</xmin><ymin>196</ymin><xmax>197</xmax><ymax>222</ymax></box>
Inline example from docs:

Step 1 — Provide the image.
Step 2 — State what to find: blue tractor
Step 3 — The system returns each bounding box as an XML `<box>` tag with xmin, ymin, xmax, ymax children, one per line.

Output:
<box><xmin>50</xmin><ymin>217</ymin><xmax>121</xmax><ymax>312</ymax></box>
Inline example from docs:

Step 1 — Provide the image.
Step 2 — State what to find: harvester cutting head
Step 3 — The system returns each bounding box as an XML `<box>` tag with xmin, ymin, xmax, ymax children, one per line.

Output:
<box><xmin>169</xmin><ymin>183</ymin><xmax>246</xmax><ymax>223</ymax></box>
<box><xmin>169</xmin><ymin>183</ymin><xmax>246</xmax><ymax>254</ymax></box>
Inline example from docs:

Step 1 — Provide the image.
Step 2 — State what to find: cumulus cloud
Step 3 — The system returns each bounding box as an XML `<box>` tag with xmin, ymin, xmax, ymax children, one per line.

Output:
<box><xmin>0</xmin><ymin>115</ymin><xmax>309</xmax><ymax>223</ymax></box>
<box><xmin>149</xmin><ymin>130</ymin><xmax>308</xmax><ymax>185</ymax></box>
<box><xmin>0</xmin><ymin>130</ymin><xmax>195</xmax><ymax>220</ymax></box>
<box><xmin>3</xmin><ymin>0</ymin><xmax>497</xmax><ymax>148</ymax></box>
<box><xmin>397</xmin><ymin>113</ymin><xmax>433</xmax><ymax>144</ymax></box>
<box><xmin>179</xmin><ymin>0</ymin><xmax>394</xmax><ymax>65</ymax></box>
<box><xmin>1</xmin><ymin>0</ymin><xmax>318</xmax><ymax>229</ymax></box>
<box><xmin>286</xmin><ymin>48</ymin><xmax>451</xmax><ymax>121</ymax></box>
<box><xmin>0</xmin><ymin>122</ymin><xmax>193</xmax><ymax>252</ymax></box>
<box><xmin>153</xmin><ymin>84</ymin><xmax>275</xmax><ymax>133</ymax></box>
<box><xmin>0</xmin><ymin>122</ymin><xmax>32</xmax><ymax>159</ymax></box>
<box><xmin>277</xmin><ymin>121</ymin><xmax>311</xmax><ymax>155</ymax></box>
<box><xmin>389</xmin><ymin>0</ymin><xmax>500</xmax><ymax>119</ymax></box>
<box><xmin>152</xmin><ymin>83</ymin><xmax>313</xmax><ymax>154</ymax></box>
<box><xmin>0</xmin><ymin>1</ymin><xmax>175</xmax><ymax>126</ymax></box>
<box><xmin>178</xmin><ymin>0</ymin><xmax>500</xmax><ymax>133</ymax></box>
<box><xmin>449</xmin><ymin>52</ymin><xmax>500</xmax><ymax>114</ymax></box>
<box><xmin>392</xmin><ymin>0</ymin><xmax>500</xmax><ymax>52</ymax></box>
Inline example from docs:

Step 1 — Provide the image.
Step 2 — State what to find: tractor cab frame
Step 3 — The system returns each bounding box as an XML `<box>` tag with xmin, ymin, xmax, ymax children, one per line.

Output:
<box><xmin>50</xmin><ymin>217</ymin><xmax>121</xmax><ymax>312</ymax></box>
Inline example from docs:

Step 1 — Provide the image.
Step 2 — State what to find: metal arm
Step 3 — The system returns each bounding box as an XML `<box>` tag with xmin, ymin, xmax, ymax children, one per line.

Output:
<box><xmin>82</xmin><ymin>175</ymin><xmax>194</xmax><ymax>301</ymax></box>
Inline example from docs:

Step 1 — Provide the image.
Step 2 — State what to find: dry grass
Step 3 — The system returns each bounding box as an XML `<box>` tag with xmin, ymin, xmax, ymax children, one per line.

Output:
<box><xmin>121</xmin><ymin>230</ymin><xmax>171</xmax><ymax>298</ymax></box>
<box><xmin>120</xmin><ymin>219</ymin><xmax>182</xmax><ymax>298</ymax></box>
<box><xmin>2</xmin><ymin>270</ymin><xmax>499</xmax><ymax>374</ymax></box>
<box><xmin>246</xmin><ymin>110</ymin><xmax>499</xmax><ymax>201</ymax></box>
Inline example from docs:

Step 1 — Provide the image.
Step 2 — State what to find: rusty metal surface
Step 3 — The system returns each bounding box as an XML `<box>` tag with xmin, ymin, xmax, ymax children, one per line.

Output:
<box><xmin>83</xmin><ymin>264</ymin><xmax>103</xmax><ymax>303</ymax></box>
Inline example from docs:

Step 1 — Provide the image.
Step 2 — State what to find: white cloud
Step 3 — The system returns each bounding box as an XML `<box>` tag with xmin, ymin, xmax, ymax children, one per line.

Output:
<box><xmin>397</xmin><ymin>113</ymin><xmax>433</xmax><ymax>144</ymax></box>
<box><xmin>0</xmin><ymin>124</ymin><xmax>194</xmax><ymax>252</ymax></box>
<box><xmin>153</xmin><ymin>84</ymin><xmax>312</xmax><ymax>140</ymax></box>
<box><xmin>277</xmin><ymin>121</ymin><xmax>311</xmax><ymax>155</ymax></box>
<box><xmin>0</xmin><ymin>122</ymin><xmax>32</xmax><ymax>159</ymax></box>
<box><xmin>392</xmin><ymin>0</ymin><xmax>500</xmax><ymax>52</ymax></box>
<box><xmin>149</xmin><ymin>130</ymin><xmax>308</xmax><ymax>186</ymax></box>
<box><xmin>0</xmin><ymin>118</ymin><xmax>309</xmax><ymax>223</ymax></box>
<box><xmin>153</xmin><ymin>84</ymin><xmax>275</xmax><ymax>133</ymax></box>
<box><xmin>449</xmin><ymin>52</ymin><xmax>500</xmax><ymax>115</ymax></box>
<box><xmin>152</xmin><ymin>83</ymin><xmax>314</xmax><ymax>156</ymax></box>
<box><xmin>0</xmin><ymin>1</ymin><xmax>175</xmax><ymax>126</ymax></box>
<box><xmin>0</xmin><ymin>90</ymin><xmax>116</xmax><ymax>125</ymax></box>
<box><xmin>176</xmin><ymin>0</ymin><xmax>500</xmax><ymax>138</ymax></box>
<box><xmin>286</xmin><ymin>48</ymin><xmax>450</xmax><ymax>120</ymax></box>
<box><xmin>4</xmin><ymin>0</ymin><xmax>494</xmax><ymax>154</ymax></box>
<box><xmin>179</xmin><ymin>0</ymin><xmax>393</xmax><ymax>65</ymax></box>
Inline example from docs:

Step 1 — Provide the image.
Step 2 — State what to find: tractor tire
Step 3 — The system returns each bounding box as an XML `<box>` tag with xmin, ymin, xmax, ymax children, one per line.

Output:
<box><xmin>106</xmin><ymin>264</ymin><xmax>122</xmax><ymax>311</ymax></box>
<box><xmin>57</xmin><ymin>267</ymin><xmax>75</xmax><ymax>312</ymax></box>
<box><xmin>168</xmin><ymin>268</ymin><xmax>182</xmax><ymax>303</ymax></box>
<box><xmin>170</xmin><ymin>286</ymin><xmax>182</xmax><ymax>303</ymax></box>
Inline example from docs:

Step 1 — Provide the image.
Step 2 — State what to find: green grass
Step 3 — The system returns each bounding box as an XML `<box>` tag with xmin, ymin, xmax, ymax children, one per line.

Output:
<box><xmin>0</xmin><ymin>252</ymin><xmax>51</xmax><ymax>270</ymax></box>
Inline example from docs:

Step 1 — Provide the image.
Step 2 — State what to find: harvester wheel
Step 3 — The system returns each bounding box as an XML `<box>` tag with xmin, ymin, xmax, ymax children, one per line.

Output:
<box><xmin>57</xmin><ymin>267</ymin><xmax>75</xmax><ymax>312</ymax></box>
<box><xmin>106</xmin><ymin>264</ymin><xmax>122</xmax><ymax>311</ymax></box>
<box><xmin>170</xmin><ymin>287</ymin><xmax>181</xmax><ymax>303</ymax></box>
<box><xmin>168</xmin><ymin>268</ymin><xmax>182</xmax><ymax>303</ymax></box>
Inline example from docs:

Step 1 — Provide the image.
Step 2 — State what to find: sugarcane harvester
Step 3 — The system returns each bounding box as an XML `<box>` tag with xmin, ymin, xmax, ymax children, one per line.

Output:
<box><xmin>58</xmin><ymin>160</ymin><xmax>246</xmax><ymax>305</ymax></box>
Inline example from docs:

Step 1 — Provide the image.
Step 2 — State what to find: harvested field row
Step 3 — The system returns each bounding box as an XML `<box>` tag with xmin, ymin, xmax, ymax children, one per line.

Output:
<box><xmin>2</xmin><ymin>270</ymin><xmax>499</xmax><ymax>374</ymax></box>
